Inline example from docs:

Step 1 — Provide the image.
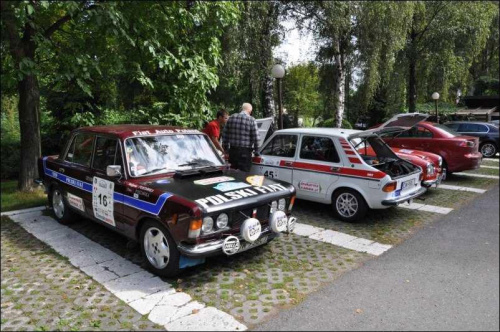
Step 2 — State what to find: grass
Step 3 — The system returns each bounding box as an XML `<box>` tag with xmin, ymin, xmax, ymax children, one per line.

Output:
<box><xmin>1</xmin><ymin>180</ymin><xmax>46</xmax><ymax>212</ymax></box>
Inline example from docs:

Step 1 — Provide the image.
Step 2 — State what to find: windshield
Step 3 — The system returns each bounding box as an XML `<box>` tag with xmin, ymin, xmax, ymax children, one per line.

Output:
<box><xmin>125</xmin><ymin>134</ymin><xmax>224</xmax><ymax>177</ymax></box>
<box><xmin>432</xmin><ymin>123</ymin><xmax>459</xmax><ymax>138</ymax></box>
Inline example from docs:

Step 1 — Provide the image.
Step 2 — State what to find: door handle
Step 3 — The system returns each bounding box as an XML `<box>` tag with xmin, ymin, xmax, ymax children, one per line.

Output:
<box><xmin>330</xmin><ymin>166</ymin><xmax>340</xmax><ymax>172</ymax></box>
<box><xmin>59</xmin><ymin>168</ymin><xmax>65</xmax><ymax>173</ymax></box>
<box><xmin>284</xmin><ymin>161</ymin><xmax>293</xmax><ymax>167</ymax></box>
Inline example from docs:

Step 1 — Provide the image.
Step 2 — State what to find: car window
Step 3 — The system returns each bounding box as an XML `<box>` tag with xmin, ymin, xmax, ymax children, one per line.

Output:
<box><xmin>445</xmin><ymin>123</ymin><xmax>460</xmax><ymax>131</ymax></box>
<box><xmin>398</xmin><ymin>126</ymin><xmax>433</xmax><ymax>138</ymax></box>
<box><xmin>65</xmin><ymin>133</ymin><xmax>94</xmax><ymax>167</ymax></box>
<box><xmin>458</xmin><ymin>123</ymin><xmax>488</xmax><ymax>133</ymax></box>
<box><xmin>261</xmin><ymin>134</ymin><xmax>297</xmax><ymax>158</ymax></box>
<box><xmin>93</xmin><ymin>137</ymin><xmax>120</xmax><ymax>171</ymax></box>
<box><xmin>125</xmin><ymin>134</ymin><xmax>224</xmax><ymax>177</ymax></box>
<box><xmin>299</xmin><ymin>136</ymin><xmax>340</xmax><ymax>163</ymax></box>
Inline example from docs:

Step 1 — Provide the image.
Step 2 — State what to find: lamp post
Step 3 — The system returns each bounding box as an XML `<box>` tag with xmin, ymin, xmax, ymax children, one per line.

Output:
<box><xmin>271</xmin><ymin>64</ymin><xmax>285</xmax><ymax>129</ymax></box>
<box><xmin>432</xmin><ymin>92</ymin><xmax>440</xmax><ymax>123</ymax></box>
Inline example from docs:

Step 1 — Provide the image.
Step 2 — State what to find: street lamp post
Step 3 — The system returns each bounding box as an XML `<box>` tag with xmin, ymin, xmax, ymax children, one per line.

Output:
<box><xmin>271</xmin><ymin>64</ymin><xmax>285</xmax><ymax>129</ymax></box>
<box><xmin>432</xmin><ymin>92</ymin><xmax>440</xmax><ymax>123</ymax></box>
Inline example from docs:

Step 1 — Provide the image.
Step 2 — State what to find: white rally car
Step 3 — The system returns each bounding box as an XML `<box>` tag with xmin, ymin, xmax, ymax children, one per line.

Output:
<box><xmin>250</xmin><ymin>125</ymin><xmax>426</xmax><ymax>222</ymax></box>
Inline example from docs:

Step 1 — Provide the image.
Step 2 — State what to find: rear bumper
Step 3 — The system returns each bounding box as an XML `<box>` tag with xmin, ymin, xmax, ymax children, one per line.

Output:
<box><xmin>449</xmin><ymin>152</ymin><xmax>482</xmax><ymax>172</ymax></box>
<box><xmin>382</xmin><ymin>187</ymin><xmax>427</xmax><ymax>206</ymax></box>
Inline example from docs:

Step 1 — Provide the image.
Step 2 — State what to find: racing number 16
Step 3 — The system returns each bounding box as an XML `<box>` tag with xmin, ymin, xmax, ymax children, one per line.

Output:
<box><xmin>98</xmin><ymin>194</ymin><xmax>108</xmax><ymax>207</ymax></box>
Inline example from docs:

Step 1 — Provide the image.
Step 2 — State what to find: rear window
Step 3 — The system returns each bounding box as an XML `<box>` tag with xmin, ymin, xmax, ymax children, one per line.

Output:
<box><xmin>432</xmin><ymin>124</ymin><xmax>459</xmax><ymax>138</ymax></box>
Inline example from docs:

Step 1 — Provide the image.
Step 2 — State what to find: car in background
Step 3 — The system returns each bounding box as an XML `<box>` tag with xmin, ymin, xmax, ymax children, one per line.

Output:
<box><xmin>250</xmin><ymin>127</ymin><xmax>425</xmax><ymax>222</ymax></box>
<box><xmin>378</xmin><ymin>113</ymin><xmax>483</xmax><ymax>175</ymax></box>
<box><xmin>443</xmin><ymin>121</ymin><xmax>499</xmax><ymax>158</ymax></box>
<box><xmin>37</xmin><ymin>125</ymin><xmax>296</xmax><ymax>277</ymax></box>
<box><xmin>490</xmin><ymin>119</ymin><xmax>499</xmax><ymax>126</ymax></box>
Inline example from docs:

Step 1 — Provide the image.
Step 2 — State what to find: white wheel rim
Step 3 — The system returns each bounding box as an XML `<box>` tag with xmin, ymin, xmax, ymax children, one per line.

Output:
<box><xmin>144</xmin><ymin>227</ymin><xmax>170</xmax><ymax>269</ymax></box>
<box><xmin>52</xmin><ymin>190</ymin><xmax>64</xmax><ymax>219</ymax></box>
<box><xmin>336</xmin><ymin>193</ymin><xmax>358</xmax><ymax>218</ymax></box>
<box><xmin>481</xmin><ymin>144</ymin><xmax>495</xmax><ymax>157</ymax></box>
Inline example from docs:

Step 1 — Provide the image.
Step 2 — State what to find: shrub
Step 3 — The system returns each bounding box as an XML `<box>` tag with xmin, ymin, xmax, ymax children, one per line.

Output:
<box><xmin>318</xmin><ymin>117</ymin><xmax>353</xmax><ymax>129</ymax></box>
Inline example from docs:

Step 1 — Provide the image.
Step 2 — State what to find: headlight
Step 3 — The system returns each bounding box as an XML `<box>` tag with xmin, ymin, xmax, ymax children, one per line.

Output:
<box><xmin>438</xmin><ymin>156</ymin><xmax>443</xmax><ymax>167</ymax></box>
<box><xmin>202</xmin><ymin>216</ymin><xmax>213</xmax><ymax>233</ymax></box>
<box><xmin>278</xmin><ymin>198</ymin><xmax>286</xmax><ymax>211</ymax></box>
<box><xmin>270</xmin><ymin>201</ymin><xmax>278</xmax><ymax>213</ymax></box>
<box><xmin>426</xmin><ymin>163</ymin><xmax>435</xmax><ymax>175</ymax></box>
<box><xmin>216</xmin><ymin>213</ymin><xmax>229</xmax><ymax>229</ymax></box>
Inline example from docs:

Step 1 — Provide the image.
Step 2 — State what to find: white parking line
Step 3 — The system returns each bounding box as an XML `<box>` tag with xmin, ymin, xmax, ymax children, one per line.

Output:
<box><xmin>455</xmin><ymin>173</ymin><xmax>499</xmax><ymax>179</ymax></box>
<box><xmin>438</xmin><ymin>184</ymin><xmax>487</xmax><ymax>194</ymax></box>
<box><xmin>480</xmin><ymin>165</ymin><xmax>499</xmax><ymax>169</ymax></box>
<box><xmin>483</xmin><ymin>158</ymin><xmax>499</xmax><ymax>162</ymax></box>
<box><xmin>7</xmin><ymin>208</ymin><xmax>247</xmax><ymax>331</ymax></box>
<box><xmin>398</xmin><ymin>202</ymin><xmax>453</xmax><ymax>214</ymax></box>
<box><xmin>292</xmin><ymin>223</ymin><xmax>392</xmax><ymax>256</ymax></box>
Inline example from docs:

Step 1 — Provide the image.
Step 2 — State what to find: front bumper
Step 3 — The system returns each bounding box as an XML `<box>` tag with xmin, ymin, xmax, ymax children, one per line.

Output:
<box><xmin>178</xmin><ymin>217</ymin><xmax>297</xmax><ymax>258</ymax></box>
<box><xmin>382</xmin><ymin>187</ymin><xmax>427</xmax><ymax>206</ymax></box>
<box><xmin>422</xmin><ymin>171</ymin><xmax>445</xmax><ymax>187</ymax></box>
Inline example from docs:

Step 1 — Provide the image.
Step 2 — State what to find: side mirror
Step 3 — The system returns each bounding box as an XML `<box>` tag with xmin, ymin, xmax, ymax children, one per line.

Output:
<box><xmin>106</xmin><ymin>165</ymin><xmax>122</xmax><ymax>177</ymax></box>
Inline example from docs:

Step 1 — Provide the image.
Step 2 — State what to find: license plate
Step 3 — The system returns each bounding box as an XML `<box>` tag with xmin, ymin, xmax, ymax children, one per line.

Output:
<box><xmin>238</xmin><ymin>235</ymin><xmax>268</xmax><ymax>253</ymax></box>
<box><xmin>401</xmin><ymin>179</ymin><xmax>415</xmax><ymax>190</ymax></box>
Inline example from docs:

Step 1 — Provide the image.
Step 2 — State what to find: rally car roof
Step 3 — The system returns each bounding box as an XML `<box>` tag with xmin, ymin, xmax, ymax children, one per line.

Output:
<box><xmin>275</xmin><ymin>127</ymin><xmax>363</xmax><ymax>139</ymax></box>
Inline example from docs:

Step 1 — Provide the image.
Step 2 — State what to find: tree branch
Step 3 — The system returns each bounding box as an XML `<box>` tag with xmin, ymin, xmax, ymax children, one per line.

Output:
<box><xmin>0</xmin><ymin>2</ymin><xmax>25</xmax><ymax>61</ymax></box>
<box><xmin>415</xmin><ymin>2</ymin><xmax>449</xmax><ymax>43</ymax></box>
<box><xmin>43</xmin><ymin>3</ymin><xmax>99</xmax><ymax>39</ymax></box>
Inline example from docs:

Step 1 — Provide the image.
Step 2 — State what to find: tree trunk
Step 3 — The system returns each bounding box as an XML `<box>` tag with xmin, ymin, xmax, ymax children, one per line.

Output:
<box><xmin>17</xmin><ymin>74</ymin><xmax>42</xmax><ymax>191</ymax></box>
<box><xmin>261</xmin><ymin>74</ymin><xmax>275</xmax><ymax>119</ymax></box>
<box><xmin>334</xmin><ymin>44</ymin><xmax>345</xmax><ymax>128</ymax></box>
<box><xmin>408</xmin><ymin>27</ymin><xmax>418</xmax><ymax>113</ymax></box>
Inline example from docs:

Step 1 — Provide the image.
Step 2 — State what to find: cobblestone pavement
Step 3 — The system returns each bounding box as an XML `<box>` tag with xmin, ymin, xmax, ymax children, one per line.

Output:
<box><xmin>0</xmin><ymin>217</ymin><xmax>164</xmax><ymax>332</ymax></box>
<box><xmin>62</xmin><ymin>216</ymin><xmax>370</xmax><ymax>328</ymax></box>
<box><xmin>1</xmin><ymin>167</ymin><xmax>498</xmax><ymax>330</ymax></box>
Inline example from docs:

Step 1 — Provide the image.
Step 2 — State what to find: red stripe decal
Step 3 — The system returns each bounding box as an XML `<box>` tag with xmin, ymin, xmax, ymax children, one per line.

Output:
<box><xmin>289</xmin><ymin>161</ymin><xmax>386</xmax><ymax>179</ymax></box>
<box><xmin>349</xmin><ymin>157</ymin><xmax>362</xmax><ymax>164</ymax></box>
<box><xmin>252</xmin><ymin>157</ymin><xmax>262</xmax><ymax>163</ymax></box>
<box><xmin>344</xmin><ymin>150</ymin><xmax>356</xmax><ymax>155</ymax></box>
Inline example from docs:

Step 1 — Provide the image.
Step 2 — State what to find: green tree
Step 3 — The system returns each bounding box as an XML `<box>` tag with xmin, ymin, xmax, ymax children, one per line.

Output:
<box><xmin>1</xmin><ymin>1</ymin><xmax>238</xmax><ymax>190</ymax></box>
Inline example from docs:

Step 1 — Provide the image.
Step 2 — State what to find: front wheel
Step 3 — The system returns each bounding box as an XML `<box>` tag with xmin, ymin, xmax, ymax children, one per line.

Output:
<box><xmin>332</xmin><ymin>189</ymin><xmax>368</xmax><ymax>222</ymax></box>
<box><xmin>49</xmin><ymin>185</ymin><xmax>76</xmax><ymax>224</ymax></box>
<box><xmin>140</xmin><ymin>220</ymin><xmax>180</xmax><ymax>277</ymax></box>
<box><xmin>480</xmin><ymin>142</ymin><xmax>498</xmax><ymax>158</ymax></box>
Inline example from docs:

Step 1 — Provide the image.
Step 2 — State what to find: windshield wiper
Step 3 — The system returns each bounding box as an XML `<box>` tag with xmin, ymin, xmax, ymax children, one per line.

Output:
<box><xmin>177</xmin><ymin>162</ymin><xmax>200</xmax><ymax>167</ymax></box>
<box><xmin>140</xmin><ymin>167</ymin><xmax>167</xmax><ymax>176</ymax></box>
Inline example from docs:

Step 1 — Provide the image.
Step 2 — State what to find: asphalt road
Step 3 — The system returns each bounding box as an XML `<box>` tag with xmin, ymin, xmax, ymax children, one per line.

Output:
<box><xmin>256</xmin><ymin>184</ymin><xmax>499</xmax><ymax>331</ymax></box>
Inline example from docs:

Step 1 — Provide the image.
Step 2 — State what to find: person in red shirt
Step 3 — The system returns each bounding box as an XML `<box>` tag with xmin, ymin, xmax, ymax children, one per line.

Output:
<box><xmin>203</xmin><ymin>109</ymin><xmax>229</xmax><ymax>154</ymax></box>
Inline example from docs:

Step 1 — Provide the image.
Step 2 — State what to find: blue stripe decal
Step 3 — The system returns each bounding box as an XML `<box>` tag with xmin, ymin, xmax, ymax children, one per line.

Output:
<box><xmin>43</xmin><ymin>157</ymin><xmax>172</xmax><ymax>215</ymax></box>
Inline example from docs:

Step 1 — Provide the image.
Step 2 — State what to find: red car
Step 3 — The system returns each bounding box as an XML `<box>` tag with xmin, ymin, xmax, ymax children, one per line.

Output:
<box><xmin>358</xmin><ymin>145</ymin><xmax>444</xmax><ymax>187</ymax></box>
<box><xmin>375</xmin><ymin>113</ymin><xmax>482</xmax><ymax>174</ymax></box>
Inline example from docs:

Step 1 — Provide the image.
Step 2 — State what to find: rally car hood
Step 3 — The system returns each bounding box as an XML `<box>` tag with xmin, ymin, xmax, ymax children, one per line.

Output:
<box><xmin>140</xmin><ymin>169</ymin><xmax>295</xmax><ymax>213</ymax></box>
<box><xmin>350</xmin><ymin>113</ymin><xmax>429</xmax><ymax>139</ymax></box>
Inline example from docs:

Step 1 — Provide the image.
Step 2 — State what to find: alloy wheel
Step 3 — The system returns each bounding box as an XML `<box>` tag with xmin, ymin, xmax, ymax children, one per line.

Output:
<box><xmin>336</xmin><ymin>193</ymin><xmax>359</xmax><ymax>218</ymax></box>
<box><xmin>143</xmin><ymin>227</ymin><xmax>170</xmax><ymax>269</ymax></box>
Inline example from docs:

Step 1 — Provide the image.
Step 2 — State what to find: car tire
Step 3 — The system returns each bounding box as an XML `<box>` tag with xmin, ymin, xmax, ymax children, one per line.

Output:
<box><xmin>140</xmin><ymin>220</ymin><xmax>181</xmax><ymax>277</ymax></box>
<box><xmin>49</xmin><ymin>185</ymin><xmax>76</xmax><ymax>225</ymax></box>
<box><xmin>332</xmin><ymin>189</ymin><xmax>368</xmax><ymax>222</ymax></box>
<box><xmin>480</xmin><ymin>142</ymin><xmax>498</xmax><ymax>158</ymax></box>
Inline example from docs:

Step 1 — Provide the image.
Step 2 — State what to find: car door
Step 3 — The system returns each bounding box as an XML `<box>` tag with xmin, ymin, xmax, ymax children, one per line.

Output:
<box><xmin>90</xmin><ymin>135</ymin><xmax>125</xmax><ymax>230</ymax></box>
<box><xmin>292</xmin><ymin>135</ymin><xmax>341</xmax><ymax>202</ymax></box>
<box><xmin>60</xmin><ymin>132</ymin><xmax>95</xmax><ymax>217</ymax></box>
<box><xmin>391</xmin><ymin>125</ymin><xmax>434</xmax><ymax>151</ymax></box>
<box><xmin>255</xmin><ymin>133</ymin><xmax>298</xmax><ymax>183</ymax></box>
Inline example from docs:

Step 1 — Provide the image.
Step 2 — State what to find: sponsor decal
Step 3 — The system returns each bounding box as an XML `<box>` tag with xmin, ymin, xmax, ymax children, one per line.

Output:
<box><xmin>135</xmin><ymin>189</ymin><xmax>151</xmax><ymax>197</ymax></box>
<box><xmin>194</xmin><ymin>176</ymin><xmax>234</xmax><ymax>185</ymax></box>
<box><xmin>132</xmin><ymin>129</ymin><xmax>199</xmax><ymax>136</ymax></box>
<box><xmin>222</xmin><ymin>236</ymin><xmax>241</xmax><ymax>255</ymax></box>
<box><xmin>195</xmin><ymin>183</ymin><xmax>289</xmax><ymax>209</ymax></box>
<box><xmin>246</xmin><ymin>175</ymin><xmax>264</xmax><ymax>187</ymax></box>
<box><xmin>67</xmin><ymin>193</ymin><xmax>85</xmax><ymax>212</ymax></box>
<box><xmin>92</xmin><ymin>177</ymin><xmax>115</xmax><ymax>227</ymax></box>
<box><xmin>214</xmin><ymin>182</ymin><xmax>251</xmax><ymax>192</ymax></box>
<box><xmin>263</xmin><ymin>159</ymin><xmax>280</xmax><ymax>166</ymax></box>
<box><xmin>298</xmin><ymin>181</ymin><xmax>321</xmax><ymax>193</ymax></box>
<box><xmin>399</xmin><ymin>149</ymin><xmax>414</xmax><ymax>154</ymax></box>
<box><xmin>269</xmin><ymin>210</ymin><xmax>287</xmax><ymax>233</ymax></box>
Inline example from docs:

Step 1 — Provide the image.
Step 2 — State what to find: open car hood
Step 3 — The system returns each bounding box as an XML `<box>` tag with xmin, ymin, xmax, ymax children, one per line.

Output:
<box><xmin>349</xmin><ymin>113</ymin><xmax>429</xmax><ymax>139</ymax></box>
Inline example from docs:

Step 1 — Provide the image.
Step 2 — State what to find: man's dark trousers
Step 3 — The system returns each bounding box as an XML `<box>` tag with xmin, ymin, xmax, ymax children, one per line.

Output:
<box><xmin>228</xmin><ymin>146</ymin><xmax>253</xmax><ymax>172</ymax></box>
